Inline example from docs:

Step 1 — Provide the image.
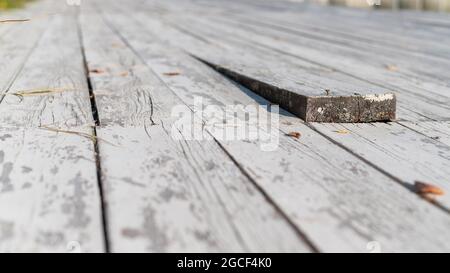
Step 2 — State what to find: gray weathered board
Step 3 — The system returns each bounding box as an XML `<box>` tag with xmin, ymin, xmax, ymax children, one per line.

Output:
<box><xmin>138</xmin><ymin>0</ymin><xmax>450</xmax><ymax>122</ymax></box>
<box><xmin>117</xmin><ymin>1</ymin><xmax>398</xmax><ymax>123</ymax></box>
<box><xmin>2</xmin><ymin>0</ymin><xmax>450</xmax><ymax>253</ymax></box>
<box><xmin>98</xmin><ymin>1</ymin><xmax>450</xmax><ymax>252</ymax></box>
<box><xmin>79</xmin><ymin>5</ymin><xmax>312</xmax><ymax>252</ymax></box>
<box><xmin>0</xmin><ymin>1</ymin><xmax>104</xmax><ymax>252</ymax></box>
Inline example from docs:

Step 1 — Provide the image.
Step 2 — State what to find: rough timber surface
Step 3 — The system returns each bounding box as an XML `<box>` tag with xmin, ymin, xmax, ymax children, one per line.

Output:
<box><xmin>80</xmin><ymin>4</ymin><xmax>311</xmax><ymax>253</ymax></box>
<box><xmin>1</xmin><ymin>0</ymin><xmax>450</xmax><ymax>253</ymax></box>
<box><xmin>99</xmin><ymin>1</ymin><xmax>450</xmax><ymax>252</ymax></box>
<box><xmin>0</xmin><ymin>1</ymin><xmax>104</xmax><ymax>252</ymax></box>
<box><xmin>139</xmin><ymin>0</ymin><xmax>450</xmax><ymax>122</ymax></box>
<box><xmin>118</xmin><ymin>4</ymin><xmax>397</xmax><ymax>123</ymax></box>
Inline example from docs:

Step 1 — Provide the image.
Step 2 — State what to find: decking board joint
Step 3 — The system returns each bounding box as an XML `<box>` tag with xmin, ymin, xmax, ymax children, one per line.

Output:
<box><xmin>77</xmin><ymin>9</ymin><xmax>111</xmax><ymax>252</ymax></box>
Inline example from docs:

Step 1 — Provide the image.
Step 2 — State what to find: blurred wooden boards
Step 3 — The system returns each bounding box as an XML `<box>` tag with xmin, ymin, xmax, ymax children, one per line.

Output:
<box><xmin>1</xmin><ymin>0</ymin><xmax>450</xmax><ymax>252</ymax></box>
<box><xmin>0</xmin><ymin>2</ymin><xmax>104</xmax><ymax>252</ymax></box>
<box><xmin>97</xmin><ymin>1</ymin><xmax>450</xmax><ymax>252</ymax></box>
<box><xmin>79</xmin><ymin>7</ymin><xmax>312</xmax><ymax>252</ymax></box>
<box><xmin>136</xmin><ymin>0</ymin><xmax>450</xmax><ymax>122</ymax></box>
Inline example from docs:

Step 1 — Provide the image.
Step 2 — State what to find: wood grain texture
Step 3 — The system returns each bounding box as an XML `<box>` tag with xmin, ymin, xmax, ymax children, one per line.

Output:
<box><xmin>0</xmin><ymin>127</ymin><xmax>104</xmax><ymax>252</ymax></box>
<box><xmin>100</xmin><ymin>4</ymin><xmax>450</xmax><ymax>252</ymax></box>
<box><xmin>0</xmin><ymin>2</ymin><xmax>104</xmax><ymax>253</ymax></box>
<box><xmin>139</xmin><ymin>0</ymin><xmax>450</xmax><ymax>122</ymax></box>
<box><xmin>198</xmin><ymin>58</ymin><xmax>397</xmax><ymax>123</ymax></box>
<box><xmin>1</xmin><ymin>0</ymin><xmax>450</xmax><ymax>253</ymax></box>
<box><xmin>117</xmin><ymin>1</ymin><xmax>397</xmax><ymax>123</ymax></box>
<box><xmin>0</xmin><ymin>10</ymin><xmax>93</xmax><ymax>129</ymax></box>
<box><xmin>310</xmin><ymin>122</ymin><xmax>450</xmax><ymax>210</ymax></box>
<box><xmin>399</xmin><ymin>121</ymin><xmax>450</xmax><ymax>147</ymax></box>
<box><xmin>0</xmin><ymin>10</ymin><xmax>50</xmax><ymax>99</ymax></box>
<box><xmin>80</xmin><ymin>6</ymin><xmax>311</xmax><ymax>252</ymax></box>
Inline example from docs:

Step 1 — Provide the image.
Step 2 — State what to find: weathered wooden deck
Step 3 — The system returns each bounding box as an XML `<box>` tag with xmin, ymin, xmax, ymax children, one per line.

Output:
<box><xmin>1</xmin><ymin>0</ymin><xmax>450</xmax><ymax>253</ymax></box>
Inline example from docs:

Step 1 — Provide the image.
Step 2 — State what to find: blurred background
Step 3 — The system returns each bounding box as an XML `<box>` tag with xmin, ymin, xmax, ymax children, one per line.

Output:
<box><xmin>0</xmin><ymin>0</ymin><xmax>33</xmax><ymax>10</ymax></box>
<box><xmin>1</xmin><ymin>0</ymin><xmax>449</xmax><ymax>12</ymax></box>
<box><xmin>312</xmin><ymin>0</ymin><xmax>450</xmax><ymax>11</ymax></box>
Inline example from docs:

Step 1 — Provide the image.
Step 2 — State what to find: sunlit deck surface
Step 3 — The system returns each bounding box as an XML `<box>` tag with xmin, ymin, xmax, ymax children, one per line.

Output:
<box><xmin>1</xmin><ymin>0</ymin><xmax>450</xmax><ymax>252</ymax></box>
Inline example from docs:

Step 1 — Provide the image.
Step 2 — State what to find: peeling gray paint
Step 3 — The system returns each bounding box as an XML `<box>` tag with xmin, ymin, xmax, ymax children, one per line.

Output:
<box><xmin>0</xmin><ymin>162</ymin><xmax>14</xmax><ymax>192</ymax></box>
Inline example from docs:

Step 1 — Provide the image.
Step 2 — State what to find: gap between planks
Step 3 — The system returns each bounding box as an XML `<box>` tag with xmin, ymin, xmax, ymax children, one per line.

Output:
<box><xmin>76</xmin><ymin>7</ymin><xmax>111</xmax><ymax>253</ymax></box>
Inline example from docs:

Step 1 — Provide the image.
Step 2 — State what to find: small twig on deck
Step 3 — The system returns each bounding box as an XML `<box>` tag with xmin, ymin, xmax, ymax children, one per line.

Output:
<box><xmin>8</xmin><ymin>87</ymin><xmax>79</xmax><ymax>101</ymax></box>
<box><xmin>0</xmin><ymin>19</ymin><xmax>31</xmax><ymax>23</ymax></box>
<box><xmin>39</xmin><ymin>125</ymin><xmax>118</xmax><ymax>147</ymax></box>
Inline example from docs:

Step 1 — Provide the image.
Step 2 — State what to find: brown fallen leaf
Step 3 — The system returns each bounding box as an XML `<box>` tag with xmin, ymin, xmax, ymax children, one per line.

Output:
<box><xmin>163</xmin><ymin>72</ymin><xmax>181</xmax><ymax>76</ymax></box>
<box><xmin>90</xmin><ymin>68</ymin><xmax>105</xmax><ymax>74</ymax></box>
<box><xmin>414</xmin><ymin>181</ymin><xmax>445</xmax><ymax>196</ymax></box>
<box><xmin>119</xmin><ymin>71</ymin><xmax>129</xmax><ymax>77</ymax></box>
<box><xmin>286</xmin><ymin>131</ymin><xmax>301</xmax><ymax>139</ymax></box>
<box><xmin>385</xmin><ymin>64</ymin><xmax>399</xmax><ymax>72</ymax></box>
<box><xmin>334</xmin><ymin>129</ymin><xmax>350</xmax><ymax>134</ymax></box>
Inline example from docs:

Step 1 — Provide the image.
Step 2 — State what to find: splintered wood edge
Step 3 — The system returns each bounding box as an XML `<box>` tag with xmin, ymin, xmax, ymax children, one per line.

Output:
<box><xmin>195</xmin><ymin>56</ymin><xmax>397</xmax><ymax>123</ymax></box>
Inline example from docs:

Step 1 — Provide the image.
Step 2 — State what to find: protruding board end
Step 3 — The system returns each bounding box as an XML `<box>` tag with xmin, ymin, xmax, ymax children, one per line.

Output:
<box><xmin>195</xmin><ymin>56</ymin><xmax>397</xmax><ymax>123</ymax></box>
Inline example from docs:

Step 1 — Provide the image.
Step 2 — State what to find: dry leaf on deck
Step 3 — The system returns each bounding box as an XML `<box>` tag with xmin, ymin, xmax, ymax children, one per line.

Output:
<box><xmin>414</xmin><ymin>181</ymin><xmax>444</xmax><ymax>196</ymax></box>
<box><xmin>286</xmin><ymin>132</ymin><xmax>301</xmax><ymax>139</ymax></box>
<box><xmin>163</xmin><ymin>72</ymin><xmax>181</xmax><ymax>76</ymax></box>
<box><xmin>90</xmin><ymin>68</ymin><xmax>105</xmax><ymax>74</ymax></box>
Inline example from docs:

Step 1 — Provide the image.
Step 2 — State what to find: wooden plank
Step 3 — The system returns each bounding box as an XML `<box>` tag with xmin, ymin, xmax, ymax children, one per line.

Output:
<box><xmin>140</xmin><ymin>0</ymin><xmax>450</xmax><ymax>122</ymax></box>
<box><xmin>80</xmin><ymin>6</ymin><xmax>312</xmax><ymax>252</ymax></box>
<box><xmin>178</xmin><ymin>1</ymin><xmax>450</xmax><ymax>88</ymax></box>
<box><xmin>128</xmin><ymin>0</ymin><xmax>395</xmax><ymax>122</ymax></box>
<box><xmin>151</xmin><ymin>0</ymin><xmax>450</xmax><ymax>59</ymax></box>
<box><xmin>0</xmin><ymin>127</ymin><xmax>104</xmax><ymax>252</ymax></box>
<box><xmin>198</xmin><ymin>58</ymin><xmax>397</xmax><ymax>123</ymax></box>
<box><xmin>214</xmin><ymin>13</ymin><xmax>450</xmax><ymax>80</ymax></box>
<box><xmin>114</xmin><ymin>2</ymin><xmax>397</xmax><ymax>123</ymax></box>
<box><xmin>399</xmin><ymin>121</ymin><xmax>450</xmax><ymax>147</ymax></box>
<box><xmin>0</xmin><ymin>4</ymin><xmax>104</xmax><ymax>252</ymax></box>
<box><xmin>100</xmin><ymin>4</ymin><xmax>450</xmax><ymax>252</ymax></box>
<box><xmin>0</xmin><ymin>5</ymin><xmax>52</xmax><ymax>99</ymax></box>
<box><xmin>156</xmin><ymin>10</ymin><xmax>449</xmax><ymax>122</ymax></box>
<box><xmin>0</xmin><ymin>11</ymin><xmax>93</xmax><ymax>129</ymax></box>
<box><xmin>310</xmin><ymin>122</ymin><xmax>450</xmax><ymax>210</ymax></box>
<box><xmin>233</xmin><ymin>0</ymin><xmax>450</xmax><ymax>60</ymax></box>
<box><xmin>214</xmin><ymin>11</ymin><xmax>450</xmax><ymax>83</ymax></box>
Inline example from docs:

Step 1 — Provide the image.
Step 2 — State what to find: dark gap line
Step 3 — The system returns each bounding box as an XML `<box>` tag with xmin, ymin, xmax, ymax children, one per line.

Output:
<box><xmin>396</xmin><ymin>121</ymin><xmax>450</xmax><ymax>148</ymax></box>
<box><xmin>216</xmin><ymin>67</ymin><xmax>450</xmax><ymax>217</ymax></box>
<box><xmin>171</xmin><ymin>14</ymin><xmax>448</xmax><ymax>212</ymax></box>
<box><xmin>99</xmin><ymin>5</ymin><xmax>320</xmax><ymax>252</ymax></box>
<box><xmin>76</xmin><ymin>8</ymin><xmax>111</xmax><ymax>253</ymax></box>
<box><xmin>200</xmin><ymin>48</ymin><xmax>450</xmax><ymax>214</ymax></box>
<box><xmin>305</xmin><ymin>122</ymin><xmax>450</xmax><ymax>215</ymax></box>
<box><xmin>0</xmin><ymin>21</ymin><xmax>50</xmax><ymax>105</ymax></box>
<box><xmin>211</xmin><ymin>136</ymin><xmax>321</xmax><ymax>253</ymax></box>
<box><xmin>182</xmin><ymin>14</ymin><xmax>448</xmax><ymax>115</ymax></box>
